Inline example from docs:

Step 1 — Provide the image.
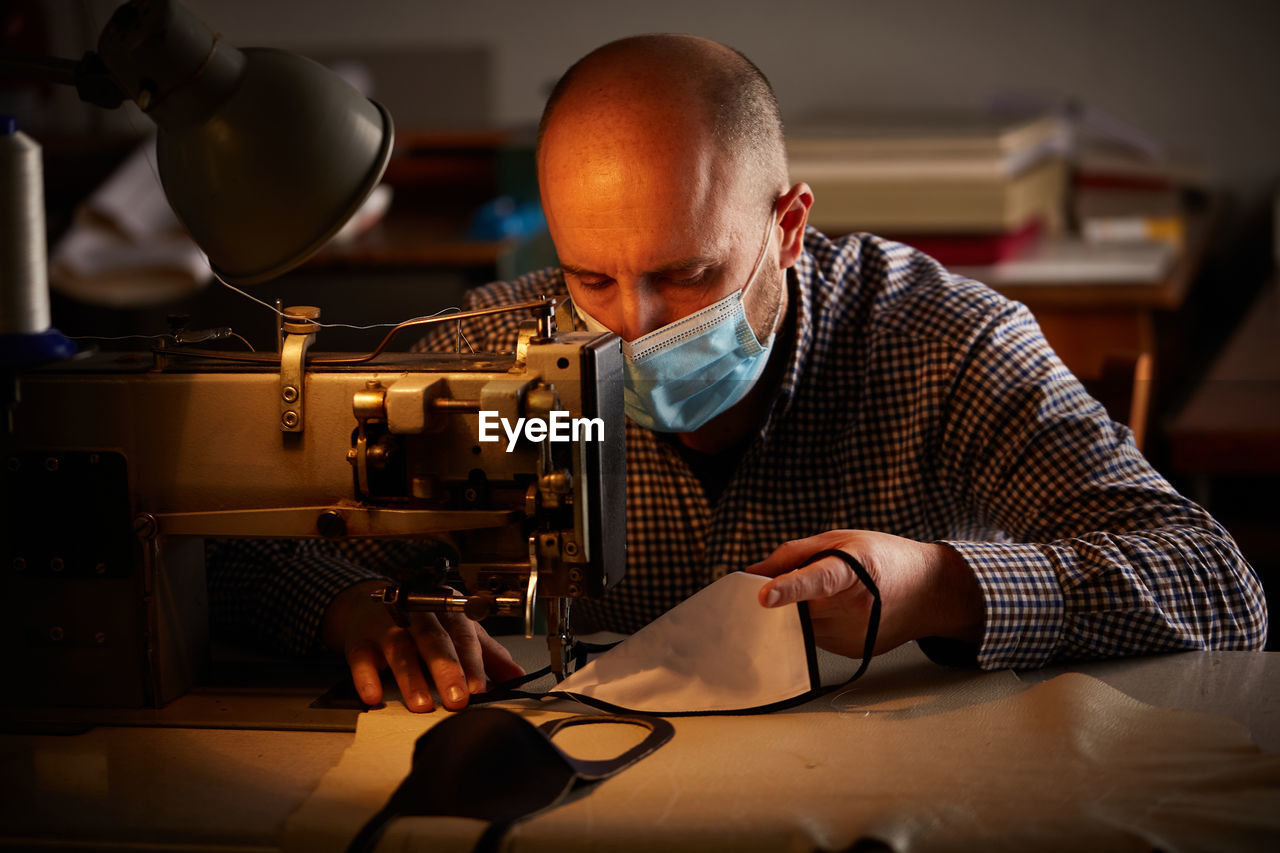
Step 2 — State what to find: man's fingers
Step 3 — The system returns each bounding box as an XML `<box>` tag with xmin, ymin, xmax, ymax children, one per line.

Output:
<box><xmin>382</xmin><ymin>632</ymin><xmax>436</xmax><ymax>712</ymax></box>
<box><xmin>411</xmin><ymin>616</ymin><xmax>470</xmax><ymax>710</ymax></box>
<box><xmin>345</xmin><ymin>641</ymin><xmax>386</xmax><ymax>707</ymax></box>
<box><xmin>745</xmin><ymin>532</ymin><xmax>849</xmax><ymax>577</ymax></box>
<box><xmin>477</xmin><ymin>626</ymin><xmax>526</xmax><ymax>685</ymax></box>
<box><xmin>440</xmin><ymin>614</ymin><xmax>487</xmax><ymax>695</ymax></box>
<box><xmin>760</xmin><ymin>553</ymin><xmax>858</xmax><ymax>607</ymax></box>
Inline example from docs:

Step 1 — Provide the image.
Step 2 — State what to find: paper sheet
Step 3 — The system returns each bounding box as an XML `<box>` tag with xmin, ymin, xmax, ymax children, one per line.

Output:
<box><xmin>285</xmin><ymin>665</ymin><xmax>1280</xmax><ymax>852</ymax></box>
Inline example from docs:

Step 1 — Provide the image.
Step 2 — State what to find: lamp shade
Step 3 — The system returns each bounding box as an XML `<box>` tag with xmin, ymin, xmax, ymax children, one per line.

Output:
<box><xmin>95</xmin><ymin>0</ymin><xmax>394</xmax><ymax>285</ymax></box>
<box><xmin>156</xmin><ymin>48</ymin><xmax>394</xmax><ymax>284</ymax></box>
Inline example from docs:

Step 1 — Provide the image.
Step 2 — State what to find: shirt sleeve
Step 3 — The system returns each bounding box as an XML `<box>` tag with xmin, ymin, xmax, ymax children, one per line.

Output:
<box><xmin>933</xmin><ymin>298</ymin><xmax>1268</xmax><ymax>670</ymax></box>
<box><xmin>207</xmin><ymin>531</ymin><xmax>456</xmax><ymax>658</ymax></box>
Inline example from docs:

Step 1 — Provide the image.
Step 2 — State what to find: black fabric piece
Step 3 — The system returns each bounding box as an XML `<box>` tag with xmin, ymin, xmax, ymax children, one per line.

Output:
<box><xmin>347</xmin><ymin>707</ymin><xmax>673</xmax><ymax>853</ymax></box>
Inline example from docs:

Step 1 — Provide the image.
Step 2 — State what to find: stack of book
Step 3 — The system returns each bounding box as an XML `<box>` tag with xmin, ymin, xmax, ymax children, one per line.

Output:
<box><xmin>1072</xmin><ymin>138</ymin><xmax>1206</xmax><ymax>249</ymax></box>
<box><xmin>786</xmin><ymin>112</ymin><xmax>1069</xmax><ymax>265</ymax></box>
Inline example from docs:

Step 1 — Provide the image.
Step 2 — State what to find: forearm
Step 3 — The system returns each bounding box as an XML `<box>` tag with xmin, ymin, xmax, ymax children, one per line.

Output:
<box><xmin>943</xmin><ymin>522</ymin><xmax>1267</xmax><ymax>670</ymax></box>
<box><xmin>935</xmin><ymin>299</ymin><xmax>1267</xmax><ymax>668</ymax></box>
<box><xmin>206</xmin><ymin>539</ymin><xmax>390</xmax><ymax>657</ymax></box>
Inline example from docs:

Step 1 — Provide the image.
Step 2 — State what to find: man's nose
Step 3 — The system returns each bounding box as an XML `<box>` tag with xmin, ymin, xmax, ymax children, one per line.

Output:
<box><xmin>616</xmin><ymin>282</ymin><xmax>665</xmax><ymax>341</ymax></box>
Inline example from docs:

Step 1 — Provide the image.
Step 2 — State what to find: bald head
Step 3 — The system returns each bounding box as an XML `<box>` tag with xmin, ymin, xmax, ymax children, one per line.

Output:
<box><xmin>535</xmin><ymin>35</ymin><xmax>807</xmax><ymax>351</ymax></box>
<box><xmin>537</xmin><ymin>34</ymin><xmax>788</xmax><ymax>212</ymax></box>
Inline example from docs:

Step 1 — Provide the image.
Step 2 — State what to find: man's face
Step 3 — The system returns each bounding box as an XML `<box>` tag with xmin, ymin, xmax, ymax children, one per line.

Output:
<box><xmin>539</xmin><ymin>107</ymin><xmax>782</xmax><ymax>343</ymax></box>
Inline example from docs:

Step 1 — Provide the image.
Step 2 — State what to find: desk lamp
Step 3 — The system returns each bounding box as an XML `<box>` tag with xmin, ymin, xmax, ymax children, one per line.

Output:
<box><xmin>0</xmin><ymin>0</ymin><xmax>394</xmax><ymax>359</ymax></box>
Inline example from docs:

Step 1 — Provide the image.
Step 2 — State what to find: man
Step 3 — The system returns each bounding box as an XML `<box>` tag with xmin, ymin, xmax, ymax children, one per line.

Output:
<box><xmin>215</xmin><ymin>34</ymin><xmax>1266</xmax><ymax>713</ymax></box>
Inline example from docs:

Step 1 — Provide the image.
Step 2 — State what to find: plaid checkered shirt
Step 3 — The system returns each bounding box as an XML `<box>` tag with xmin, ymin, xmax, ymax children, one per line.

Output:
<box><xmin>208</xmin><ymin>228</ymin><xmax>1267</xmax><ymax>668</ymax></box>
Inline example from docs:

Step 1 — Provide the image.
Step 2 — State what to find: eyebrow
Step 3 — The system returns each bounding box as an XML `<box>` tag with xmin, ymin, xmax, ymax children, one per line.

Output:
<box><xmin>560</xmin><ymin>255</ymin><xmax>722</xmax><ymax>279</ymax></box>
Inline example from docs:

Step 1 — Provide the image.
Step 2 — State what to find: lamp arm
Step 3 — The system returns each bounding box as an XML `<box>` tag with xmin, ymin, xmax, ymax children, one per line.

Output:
<box><xmin>0</xmin><ymin>49</ymin><xmax>127</xmax><ymax>109</ymax></box>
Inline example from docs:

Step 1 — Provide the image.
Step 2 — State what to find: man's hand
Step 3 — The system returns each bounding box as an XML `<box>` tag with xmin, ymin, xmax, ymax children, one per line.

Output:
<box><xmin>321</xmin><ymin>580</ymin><xmax>525</xmax><ymax>712</ymax></box>
<box><xmin>745</xmin><ymin>530</ymin><xmax>985</xmax><ymax>658</ymax></box>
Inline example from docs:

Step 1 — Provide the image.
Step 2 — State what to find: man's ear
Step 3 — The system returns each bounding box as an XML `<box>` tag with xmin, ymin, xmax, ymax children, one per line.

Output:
<box><xmin>776</xmin><ymin>182</ymin><xmax>813</xmax><ymax>269</ymax></box>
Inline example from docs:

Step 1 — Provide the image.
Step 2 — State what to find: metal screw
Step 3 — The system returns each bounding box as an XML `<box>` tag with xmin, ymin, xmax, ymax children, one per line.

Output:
<box><xmin>133</xmin><ymin>514</ymin><xmax>158</xmax><ymax>540</ymax></box>
<box><xmin>94</xmin><ymin>632</ymin><xmax>106</xmax><ymax>645</ymax></box>
<box><xmin>464</xmin><ymin>487</ymin><xmax>478</xmax><ymax>502</ymax></box>
<box><xmin>44</xmin><ymin>457</ymin><xmax>59</xmax><ymax>472</ymax></box>
<box><xmin>281</xmin><ymin>385</ymin><xmax>299</xmax><ymax>403</ymax></box>
<box><xmin>50</xmin><ymin>557</ymin><xmax>64</xmax><ymax>572</ymax></box>
<box><xmin>317</xmin><ymin>510</ymin><xmax>347</xmax><ymax>538</ymax></box>
<box><xmin>567</xmin><ymin>584</ymin><xmax>581</xmax><ymax>597</ymax></box>
<box><xmin>282</xmin><ymin>411</ymin><xmax>299</xmax><ymax>428</ymax></box>
<box><xmin>13</xmin><ymin>557</ymin><xmax>25</xmax><ymax>571</ymax></box>
<box><xmin>564</xmin><ymin>541</ymin><xmax>579</xmax><ymax>557</ymax></box>
<box><xmin>95</xmin><ymin>562</ymin><xmax>107</xmax><ymax>575</ymax></box>
<box><xmin>49</xmin><ymin>626</ymin><xmax>64</xmax><ymax>642</ymax></box>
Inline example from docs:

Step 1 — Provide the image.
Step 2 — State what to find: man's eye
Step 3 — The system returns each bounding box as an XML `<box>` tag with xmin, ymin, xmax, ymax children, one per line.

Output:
<box><xmin>570</xmin><ymin>274</ymin><xmax>613</xmax><ymax>290</ymax></box>
<box><xmin>667</xmin><ymin>270</ymin><xmax>708</xmax><ymax>286</ymax></box>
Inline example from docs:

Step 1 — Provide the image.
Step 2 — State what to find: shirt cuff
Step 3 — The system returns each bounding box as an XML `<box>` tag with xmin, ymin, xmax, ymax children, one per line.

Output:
<box><xmin>939</xmin><ymin>540</ymin><xmax>1066</xmax><ymax>670</ymax></box>
<box><xmin>283</xmin><ymin>549</ymin><xmax>389</xmax><ymax>656</ymax></box>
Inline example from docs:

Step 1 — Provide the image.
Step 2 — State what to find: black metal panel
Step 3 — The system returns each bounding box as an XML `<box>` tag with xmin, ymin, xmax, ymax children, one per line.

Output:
<box><xmin>1</xmin><ymin>451</ymin><xmax>132</xmax><ymax>578</ymax></box>
<box><xmin>579</xmin><ymin>335</ymin><xmax>626</xmax><ymax>596</ymax></box>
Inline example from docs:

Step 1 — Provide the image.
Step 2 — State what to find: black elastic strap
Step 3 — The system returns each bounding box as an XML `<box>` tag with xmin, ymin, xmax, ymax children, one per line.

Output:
<box><xmin>805</xmin><ymin>548</ymin><xmax>880</xmax><ymax>686</ymax></box>
<box><xmin>470</xmin><ymin>640</ymin><xmax>622</xmax><ymax>705</ymax></box>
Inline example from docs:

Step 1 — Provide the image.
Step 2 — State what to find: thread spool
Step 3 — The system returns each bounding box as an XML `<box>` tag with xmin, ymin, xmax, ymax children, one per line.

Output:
<box><xmin>0</xmin><ymin>116</ymin><xmax>73</xmax><ymax>364</ymax></box>
<box><xmin>0</xmin><ymin>116</ymin><xmax>50</xmax><ymax>335</ymax></box>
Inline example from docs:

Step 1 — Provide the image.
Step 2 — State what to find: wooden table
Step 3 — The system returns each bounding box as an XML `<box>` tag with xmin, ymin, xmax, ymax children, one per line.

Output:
<box><xmin>951</xmin><ymin>209</ymin><xmax>1213</xmax><ymax>449</ymax></box>
<box><xmin>3</xmin><ymin>640</ymin><xmax>1276</xmax><ymax>852</ymax></box>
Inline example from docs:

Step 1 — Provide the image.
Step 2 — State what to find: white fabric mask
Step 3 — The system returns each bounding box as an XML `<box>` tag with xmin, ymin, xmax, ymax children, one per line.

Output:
<box><xmin>552</xmin><ymin>573</ymin><xmax>819</xmax><ymax>715</ymax></box>
<box><xmin>479</xmin><ymin>550</ymin><xmax>881</xmax><ymax>716</ymax></box>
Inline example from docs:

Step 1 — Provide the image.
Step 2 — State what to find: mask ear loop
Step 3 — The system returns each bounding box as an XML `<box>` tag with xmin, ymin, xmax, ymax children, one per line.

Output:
<box><xmin>738</xmin><ymin>206</ymin><xmax>779</xmax><ymax>303</ymax></box>
<box><xmin>797</xmin><ymin>549</ymin><xmax>880</xmax><ymax>684</ymax></box>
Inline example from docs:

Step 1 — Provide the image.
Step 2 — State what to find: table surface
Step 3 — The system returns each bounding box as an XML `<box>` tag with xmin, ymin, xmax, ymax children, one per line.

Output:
<box><xmin>2</xmin><ymin>640</ymin><xmax>1276</xmax><ymax>852</ymax></box>
<box><xmin>951</xmin><ymin>205</ymin><xmax>1215</xmax><ymax>312</ymax></box>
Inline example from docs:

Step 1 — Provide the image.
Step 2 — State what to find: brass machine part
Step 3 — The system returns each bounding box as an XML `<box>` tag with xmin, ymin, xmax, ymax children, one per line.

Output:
<box><xmin>372</xmin><ymin>584</ymin><xmax>524</xmax><ymax>624</ymax></box>
<box><xmin>279</xmin><ymin>305</ymin><xmax>320</xmax><ymax>432</ymax></box>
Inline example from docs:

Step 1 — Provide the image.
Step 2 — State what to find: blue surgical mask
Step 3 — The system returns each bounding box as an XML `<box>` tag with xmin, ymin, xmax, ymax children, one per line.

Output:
<box><xmin>574</xmin><ymin>209</ymin><xmax>780</xmax><ymax>433</ymax></box>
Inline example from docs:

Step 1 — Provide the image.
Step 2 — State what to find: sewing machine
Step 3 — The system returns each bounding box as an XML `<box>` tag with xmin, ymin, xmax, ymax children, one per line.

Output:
<box><xmin>1</xmin><ymin>300</ymin><xmax>626</xmax><ymax>708</ymax></box>
<box><xmin>0</xmin><ymin>0</ymin><xmax>628</xmax><ymax>710</ymax></box>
